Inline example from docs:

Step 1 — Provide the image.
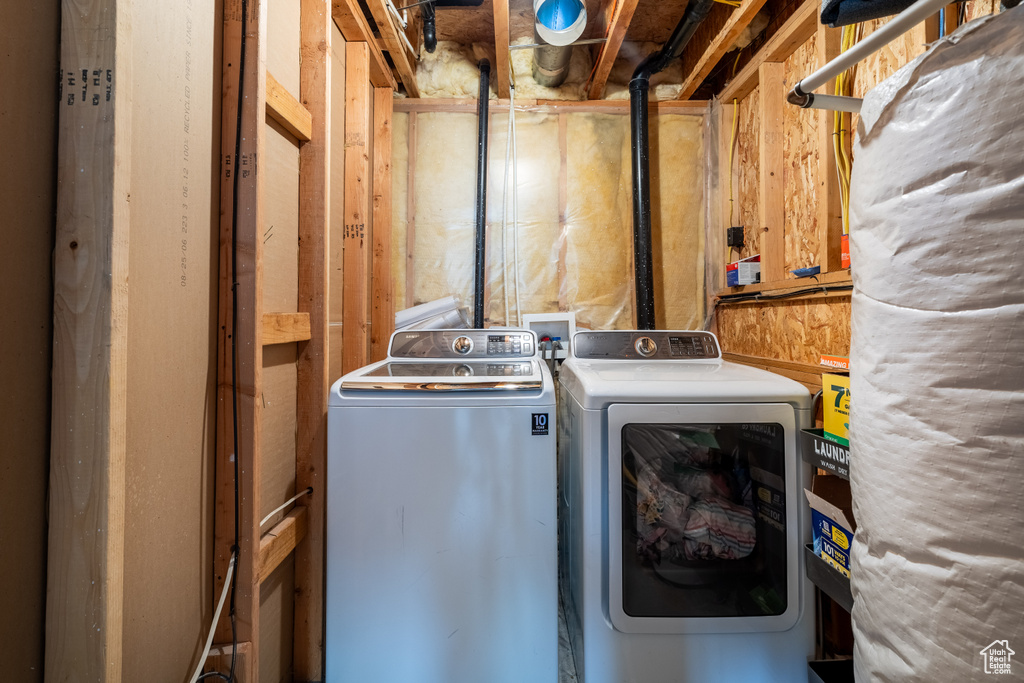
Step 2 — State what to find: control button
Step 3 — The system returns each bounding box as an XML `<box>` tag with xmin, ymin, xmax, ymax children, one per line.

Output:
<box><xmin>453</xmin><ymin>336</ymin><xmax>474</xmax><ymax>355</ymax></box>
<box><xmin>524</xmin><ymin>341</ymin><xmax>533</xmax><ymax>355</ymax></box>
<box><xmin>635</xmin><ymin>336</ymin><xmax>658</xmax><ymax>357</ymax></box>
<box><xmin>453</xmin><ymin>364</ymin><xmax>473</xmax><ymax>377</ymax></box>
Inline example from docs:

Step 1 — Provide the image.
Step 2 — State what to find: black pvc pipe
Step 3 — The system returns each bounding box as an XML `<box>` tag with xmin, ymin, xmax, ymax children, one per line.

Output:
<box><xmin>474</xmin><ymin>59</ymin><xmax>490</xmax><ymax>329</ymax></box>
<box><xmin>422</xmin><ymin>1</ymin><xmax>437</xmax><ymax>53</ymax></box>
<box><xmin>628</xmin><ymin>0</ymin><xmax>715</xmax><ymax>330</ymax></box>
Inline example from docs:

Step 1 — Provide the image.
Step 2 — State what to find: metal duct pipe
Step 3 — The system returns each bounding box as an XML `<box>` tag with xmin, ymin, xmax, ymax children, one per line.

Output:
<box><xmin>532</xmin><ymin>0</ymin><xmax>586</xmax><ymax>87</ymax></box>
<box><xmin>629</xmin><ymin>0</ymin><xmax>715</xmax><ymax>330</ymax></box>
<box><xmin>474</xmin><ymin>59</ymin><xmax>490</xmax><ymax>328</ymax></box>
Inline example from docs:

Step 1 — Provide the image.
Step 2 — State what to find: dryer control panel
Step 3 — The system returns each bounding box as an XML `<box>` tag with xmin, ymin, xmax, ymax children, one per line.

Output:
<box><xmin>572</xmin><ymin>330</ymin><xmax>720</xmax><ymax>360</ymax></box>
<box><xmin>389</xmin><ymin>330</ymin><xmax>537</xmax><ymax>359</ymax></box>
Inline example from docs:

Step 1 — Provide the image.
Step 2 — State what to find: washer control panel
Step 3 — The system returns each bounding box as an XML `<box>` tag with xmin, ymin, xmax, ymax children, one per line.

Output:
<box><xmin>389</xmin><ymin>330</ymin><xmax>536</xmax><ymax>359</ymax></box>
<box><xmin>573</xmin><ymin>330</ymin><xmax>720</xmax><ymax>360</ymax></box>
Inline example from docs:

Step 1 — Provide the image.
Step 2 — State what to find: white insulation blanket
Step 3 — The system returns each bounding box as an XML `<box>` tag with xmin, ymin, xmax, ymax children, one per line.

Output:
<box><xmin>848</xmin><ymin>7</ymin><xmax>1024</xmax><ymax>682</ymax></box>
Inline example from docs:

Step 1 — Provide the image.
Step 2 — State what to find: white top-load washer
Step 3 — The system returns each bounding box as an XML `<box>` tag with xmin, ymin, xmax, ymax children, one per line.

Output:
<box><xmin>558</xmin><ymin>330</ymin><xmax>814</xmax><ymax>683</ymax></box>
<box><xmin>327</xmin><ymin>329</ymin><xmax>557</xmax><ymax>683</ymax></box>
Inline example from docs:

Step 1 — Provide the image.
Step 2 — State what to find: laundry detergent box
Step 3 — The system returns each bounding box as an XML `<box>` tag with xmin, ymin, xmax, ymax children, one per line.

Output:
<box><xmin>804</xmin><ymin>476</ymin><xmax>855</xmax><ymax>578</ymax></box>
<box><xmin>726</xmin><ymin>255</ymin><xmax>761</xmax><ymax>286</ymax></box>
<box><xmin>821</xmin><ymin>356</ymin><xmax>850</xmax><ymax>446</ymax></box>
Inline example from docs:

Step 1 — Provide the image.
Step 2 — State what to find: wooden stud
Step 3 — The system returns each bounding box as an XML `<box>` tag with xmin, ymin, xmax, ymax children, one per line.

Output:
<box><xmin>719</xmin><ymin>0</ymin><xmax>818</xmax><ymax>103</ymax></box>
<box><xmin>587</xmin><ymin>0</ymin><xmax>642</xmax><ymax>100</ymax></box>
<box><xmin>331</xmin><ymin>0</ymin><xmax>399</xmax><ymax>90</ymax></box>
<box><xmin>363</xmin><ymin>0</ymin><xmax>421</xmax><ymax>97</ymax></box>
<box><xmin>405</xmin><ymin>111</ymin><xmax>417</xmax><ymax>310</ymax></box>
<box><xmin>815</xmin><ymin>23</ymin><xmax>845</xmax><ymax>273</ymax></box>
<box><xmin>557</xmin><ymin>113</ymin><xmax>568</xmax><ymax>312</ymax></box>
<box><xmin>213</xmin><ymin>0</ymin><xmax>266</xmax><ymax>675</ymax></box>
<box><xmin>262</xmin><ymin>312</ymin><xmax>312</xmax><ymax>344</ymax></box>
<box><xmin>492</xmin><ymin>0</ymin><xmax>511</xmax><ymax>98</ymax></box>
<box><xmin>677</xmin><ymin>0</ymin><xmax>771</xmax><ymax>100</ymax></box>
<box><xmin>758</xmin><ymin>62</ymin><xmax>785</xmax><ymax>284</ymax></box>
<box><xmin>294</xmin><ymin>0</ymin><xmax>331</xmax><ymax>677</ymax></box>
<box><xmin>207</xmin><ymin>642</ymin><xmax>253</xmax><ymax>682</ymax></box>
<box><xmin>343</xmin><ymin>42</ymin><xmax>373</xmax><ymax>374</ymax></box>
<box><xmin>266</xmin><ymin>71</ymin><xmax>313</xmax><ymax>142</ymax></box>
<box><xmin>47</xmin><ymin>0</ymin><xmax>129</xmax><ymax>679</ymax></box>
<box><xmin>258</xmin><ymin>507</ymin><xmax>309</xmax><ymax>582</ymax></box>
<box><xmin>371</xmin><ymin>88</ymin><xmax>394</xmax><ymax>362</ymax></box>
<box><xmin>720</xmin><ymin>101</ymin><xmax>736</xmax><ymax>280</ymax></box>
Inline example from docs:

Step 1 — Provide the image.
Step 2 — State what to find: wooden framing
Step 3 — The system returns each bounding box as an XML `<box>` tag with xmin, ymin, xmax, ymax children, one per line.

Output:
<box><xmin>405</xmin><ymin>111</ymin><xmax>418</xmax><ymax>309</ymax></box>
<box><xmin>267</xmin><ymin>71</ymin><xmax>314</xmax><ymax>141</ymax></box>
<box><xmin>47</xmin><ymin>0</ymin><xmax>130</xmax><ymax>679</ymax></box>
<box><xmin>677</xmin><ymin>0</ymin><xmax>771</xmax><ymax>100</ymax></box>
<box><xmin>757</xmin><ymin>61</ymin><xmax>785</xmax><ymax>284</ymax></box>
<box><xmin>363</xmin><ymin>0</ymin><xmax>421</xmax><ymax>96</ymax></box>
<box><xmin>343</xmin><ymin>42</ymin><xmax>373</xmax><ymax>374</ymax></box>
<box><xmin>370</xmin><ymin>87</ymin><xmax>395</xmax><ymax>362</ymax></box>
<box><xmin>259</xmin><ymin>508</ymin><xmax>310</xmax><ymax>581</ymax></box>
<box><xmin>393</xmin><ymin>98</ymin><xmax>711</xmax><ymax>114</ymax></box>
<box><xmin>493</xmin><ymin>0</ymin><xmax>511</xmax><ymax>98</ymax></box>
<box><xmin>331</xmin><ymin>0</ymin><xmax>399</xmax><ymax>90</ymax></box>
<box><xmin>587</xmin><ymin>0</ymin><xmax>642</xmax><ymax>100</ymax></box>
<box><xmin>263</xmin><ymin>312</ymin><xmax>312</xmax><ymax>344</ymax></box>
<box><xmin>815</xmin><ymin>23</ymin><xmax>845</xmax><ymax>273</ymax></box>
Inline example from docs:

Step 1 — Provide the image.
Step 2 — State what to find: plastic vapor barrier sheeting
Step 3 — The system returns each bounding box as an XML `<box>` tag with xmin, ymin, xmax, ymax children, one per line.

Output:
<box><xmin>848</xmin><ymin>8</ymin><xmax>1023</xmax><ymax>682</ymax></box>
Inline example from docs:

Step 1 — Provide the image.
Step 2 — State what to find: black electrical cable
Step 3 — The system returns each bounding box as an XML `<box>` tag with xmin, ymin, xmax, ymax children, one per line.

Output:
<box><xmin>717</xmin><ymin>283</ymin><xmax>853</xmax><ymax>304</ymax></box>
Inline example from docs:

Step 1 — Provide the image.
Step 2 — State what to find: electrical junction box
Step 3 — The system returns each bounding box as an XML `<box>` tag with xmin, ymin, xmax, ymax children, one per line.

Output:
<box><xmin>521</xmin><ymin>312</ymin><xmax>576</xmax><ymax>360</ymax></box>
<box><xmin>727</xmin><ymin>226</ymin><xmax>744</xmax><ymax>248</ymax></box>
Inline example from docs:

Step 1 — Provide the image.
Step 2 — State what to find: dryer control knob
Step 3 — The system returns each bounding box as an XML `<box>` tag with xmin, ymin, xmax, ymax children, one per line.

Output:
<box><xmin>453</xmin><ymin>336</ymin><xmax>474</xmax><ymax>355</ymax></box>
<box><xmin>635</xmin><ymin>336</ymin><xmax>658</xmax><ymax>357</ymax></box>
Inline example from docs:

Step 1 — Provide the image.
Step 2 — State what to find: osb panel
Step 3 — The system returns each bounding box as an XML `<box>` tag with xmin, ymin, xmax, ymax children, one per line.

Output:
<box><xmin>435</xmin><ymin>1</ymin><xmax>496</xmax><ymax>44</ymax></box>
<box><xmin>392</xmin><ymin>112</ymin><xmax>410</xmax><ymax>311</ymax></box>
<box><xmin>329</xmin><ymin>24</ymin><xmax>347</xmax><ymax>325</ymax></box>
<box><xmin>651</xmin><ymin>114</ymin><xmax>705</xmax><ymax>329</ymax></box>
<box><xmin>264</xmin><ymin>122</ymin><xmax>300</xmax><ymax>313</ymax></box>
<box><xmin>267</xmin><ymin>0</ymin><xmax>301</xmax><ymax>95</ymax></box>
<box><xmin>851</xmin><ymin>18</ymin><xmax>928</xmax><ymax>100</ymax></box>
<box><xmin>734</xmin><ymin>85</ymin><xmax>760</xmax><ymax>261</ymax></box>
<box><xmin>782</xmin><ymin>32</ymin><xmax>821</xmax><ymax>275</ymax></box>
<box><xmin>260</xmin><ymin>556</ymin><xmax>296</xmax><ymax>683</ymax></box>
<box><xmin>564</xmin><ymin>113</ymin><xmax>634</xmax><ymax>329</ymax></box>
<box><xmin>630</xmin><ymin>0</ymin><xmax>691</xmax><ymax>43</ymax></box>
<box><xmin>0</xmin><ymin>2</ymin><xmax>58</xmax><ymax>678</ymax></box>
<box><xmin>717</xmin><ymin>297</ymin><xmax>852</xmax><ymax>365</ymax></box>
<box><xmin>961</xmin><ymin>0</ymin><xmax>999</xmax><ymax>21</ymax></box>
<box><xmin>262</xmin><ymin>345</ymin><xmax>298</xmax><ymax>522</ymax></box>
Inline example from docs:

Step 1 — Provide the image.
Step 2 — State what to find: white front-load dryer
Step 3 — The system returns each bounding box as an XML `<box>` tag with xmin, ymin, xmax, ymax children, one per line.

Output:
<box><xmin>558</xmin><ymin>330</ymin><xmax>813</xmax><ymax>683</ymax></box>
<box><xmin>327</xmin><ymin>329</ymin><xmax>557</xmax><ymax>683</ymax></box>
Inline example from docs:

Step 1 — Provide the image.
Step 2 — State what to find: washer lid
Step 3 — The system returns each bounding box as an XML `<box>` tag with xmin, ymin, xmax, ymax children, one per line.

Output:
<box><xmin>339</xmin><ymin>358</ymin><xmax>544</xmax><ymax>393</ymax></box>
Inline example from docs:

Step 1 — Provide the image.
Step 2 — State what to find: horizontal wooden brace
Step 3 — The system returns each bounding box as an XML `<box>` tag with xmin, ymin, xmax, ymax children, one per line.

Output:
<box><xmin>392</xmin><ymin>98</ymin><xmax>711</xmax><ymax>115</ymax></box>
<box><xmin>723</xmin><ymin>353</ymin><xmax>825</xmax><ymax>393</ymax></box>
<box><xmin>258</xmin><ymin>506</ymin><xmax>309</xmax><ymax>583</ymax></box>
<box><xmin>715</xmin><ymin>270</ymin><xmax>852</xmax><ymax>302</ymax></box>
<box><xmin>266</xmin><ymin>71</ymin><xmax>313</xmax><ymax>141</ymax></box>
<box><xmin>262</xmin><ymin>312</ymin><xmax>312</xmax><ymax>345</ymax></box>
<box><xmin>331</xmin><ymin>0</ymin><xmax>399</xmax><ymax>90</ymax></box>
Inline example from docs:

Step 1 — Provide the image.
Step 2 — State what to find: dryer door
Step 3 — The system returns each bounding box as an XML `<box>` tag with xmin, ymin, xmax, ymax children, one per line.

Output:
<box><xmin>607</xmin><ymin>402</ymin><xmax>801</xmax><ymax>634</ymax></box>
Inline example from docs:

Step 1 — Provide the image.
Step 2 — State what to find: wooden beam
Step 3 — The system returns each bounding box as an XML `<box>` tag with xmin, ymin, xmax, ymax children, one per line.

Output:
<box><xmin>723</xmin><ymin>352</ymin><xmax>824</xmax><ymax>393</ymax></box>
<box><xmin>47</xmin><ymin>0</ymin><xmax>129</xmax><ymax>678</ymax></box>
<box><xmin>258</xmin><ymin>507</ymin><xmax>309</xmax><ymax>582</ymax></box>
<box><xmin>266</xmin><ymin>70</ymin><xmax>313</xmax><ymax>141</ymax></box>
<box><xmin>587</xmin><ymin>0</ymin><xmax>642</xmax><ymax>100</ymax></box>
<box><xmin>392</xmin><ymin>98</ymin><xmax>710</xmax><ymax>114</ymax></box>
<box><xmin>331</xmin><ymin>0</ymin><xmax>399</xmax><ymax>91</ymax></box>
<box><xmin>715</xmin><ymin>269</ymin><xmax>851</xmax><ymax>299</ymax></box>
<box><xmin>405</xmin><ymin>111</ymin><xmax>417</xmax><ymax>309</ymax></box>
<box><xmin>262</xmin><ymin>312</ymin><xmax>312</xmax><ymax>344</ymax></box>
<box><xmin>363</xmin><ymin>0</ymin><xmax>421</xmax><ymax>96</ymax></box>
<box><xmin>207</xmin><ymin>641</ymin><xmax>253</xmax><ymax>682</ymax></box>
<box><xmin>815</xmin><ymin>23</ymin><xmax>846</xmax><ymax>274</ymax></box>
<box><xmin>678</xmin><ymin>0</ymin><xmax>771</xmax><ymax>100</ymax></box>
<box><xmin>343</xmin><ymin>42</ymin><xmax>373</xmax><ymax>374</ymax></box>
<box><xmin>371</xmin><ymin>88</ymin><xmax>394</xmax><ymax>362</ymax></box>
<box><xmin>295</xmin><ymin>0</ymin><xmax>330</xmax><ymax>677</ymax></box>
<box><xmin>719</xmin><ymin>0</ymin><xmax>818</xmax><ymax>103</ymax></box>
<box><xmin>757</xmin><ymin>61</ymin><xmax>785</xmax><ymax>283</ymax></box>
<box><xmin>213</xmin><ymin>0</ymin><xmax>265</xmax><ymax>673</ymax></box>
<box><xmin>557</xmin><ymin>113</ymin><xmax>568</xmax><ymax>312</ymax></box>
<box><xmin>492</xmin><ymin>0</ymin><xmax>511</xmax><ymax>98</ymax></box>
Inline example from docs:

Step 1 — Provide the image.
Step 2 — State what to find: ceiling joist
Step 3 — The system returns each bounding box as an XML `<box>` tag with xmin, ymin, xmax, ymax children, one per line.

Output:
<box><xmin>364</xmin><ymin>0</ymin><xmax>422</xmax><ymax>97</ymax></box>
<box><xmin>332</xmin><ymin>0</ymin><xmax>400</xmax><ymax>91</ymax></box>
<box><xmin>587</xmin><ymin>0</ymin><xmax>642</xmax><ymax>100</ymax></box>
<box><xmin>493</xmin><ymin>0</ymin><xmax>511</xmax><ymax>98</ymax></box>
<box><xmin>676</xmin><ymin>0</ymin><xmax>771</xmax><ymax>100</ymax></box>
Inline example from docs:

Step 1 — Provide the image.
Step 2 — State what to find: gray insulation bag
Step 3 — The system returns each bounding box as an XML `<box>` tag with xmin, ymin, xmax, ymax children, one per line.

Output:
<box><xmin>848</xmin><ymin>8</ymin><xmax>1024</xmax><ymax>682</ymax></box>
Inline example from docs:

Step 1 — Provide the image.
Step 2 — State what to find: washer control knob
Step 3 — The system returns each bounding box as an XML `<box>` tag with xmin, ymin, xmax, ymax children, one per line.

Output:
<box><xmin>635</xmin><ymin>336</ymin><xmax>658</xmax><ymax>357</ymax></box>
<box><xmin>452</xmin><ymin>336</ymin><xmax>474</xmax><ymax>355</ymax></box>
<box><xmin>453</xmin><ymin>364</ymin><xmax>473</xmax><ymax>377</ymax></box>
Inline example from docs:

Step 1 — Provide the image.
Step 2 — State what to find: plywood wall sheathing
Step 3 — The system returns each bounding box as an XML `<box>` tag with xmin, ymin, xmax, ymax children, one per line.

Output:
<box><xmin>1</xmin><ymin>3</ymin><xmax>58</xmax><ymax>679</ymax></box>
<box><xmin>718</xmin><ymin>296</ymin><xmax>852</xmax><ymax>365</ymax></box>
<box><xmin>781</xmin><ymin>32</ymin><xmax>820</xmax><ymax>276</ymax></box>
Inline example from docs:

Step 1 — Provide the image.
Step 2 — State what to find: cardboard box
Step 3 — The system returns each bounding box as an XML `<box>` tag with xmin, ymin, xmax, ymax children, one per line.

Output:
<box><xmin>804</xmin><ymin>477</ymin><xmax>855</xmax><ymax>578</ymax></box>
<box><xmin>823</xmin><ymin>372</ymin><xmax>850</xmax><ymax>446</ymax></box>
<box><xmin>841</xmin><ymin>234</ymin><xmax>851</xmax><ymax>270</ymax></box>
<box><xmin>726</xmin><ymin>255</ymin><xmax>761</xmax><ymax>286</ymax></box>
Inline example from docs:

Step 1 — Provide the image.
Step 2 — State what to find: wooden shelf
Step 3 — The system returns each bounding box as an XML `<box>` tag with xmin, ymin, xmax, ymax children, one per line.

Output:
<box><xmin>716</xmin><ymin>269</ymin><xmax>852</xmax><ymax>301</ymax></box>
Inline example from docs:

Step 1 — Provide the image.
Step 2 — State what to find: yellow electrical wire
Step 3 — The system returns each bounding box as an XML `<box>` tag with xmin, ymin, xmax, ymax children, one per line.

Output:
<box><xmin>833</xmin><ymin>23</ymin><xmax>860</xmax><ymax>237</ymax></box>
<box><xmin>728</xmin><ymin>97</ymin><xmax>739</xmax><ymax>258</ymax></box>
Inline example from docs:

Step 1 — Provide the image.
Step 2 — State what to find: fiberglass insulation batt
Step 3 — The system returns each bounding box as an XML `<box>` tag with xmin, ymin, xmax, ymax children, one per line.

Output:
<box><xmin>848</xmin><ymin>8</ymin><xmax>1024</xmax><ymax>682</ymax></box>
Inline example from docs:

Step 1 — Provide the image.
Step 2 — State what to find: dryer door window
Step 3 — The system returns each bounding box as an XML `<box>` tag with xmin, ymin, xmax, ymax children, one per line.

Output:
<box><xmin>606</xmin><ymin>403</ymin><xmax>801</xmax><ymax>634</ymax></box>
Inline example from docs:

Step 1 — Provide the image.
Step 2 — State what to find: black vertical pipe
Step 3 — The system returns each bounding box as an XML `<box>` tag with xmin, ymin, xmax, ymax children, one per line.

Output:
<box><xmin>628</xmin><ymin>0</ymin><xmax>715</xmax><ymax>330</ymax></box>
<box><xmin>474</xmin><ymin>60</ymin><xmax>490</xmax><ymax>329</ymax></box>
<box><xmin>630</xmin><ymin>79</ymin><xmax>656</xmax><ymax>331</ymax></box>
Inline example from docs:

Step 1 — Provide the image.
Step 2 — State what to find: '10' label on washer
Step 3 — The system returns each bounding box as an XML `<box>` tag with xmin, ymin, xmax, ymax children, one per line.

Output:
<box><xmin>532</xmin><ymin>413</ymin><xmax>549</xmax><ymax>435</ymax></box>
